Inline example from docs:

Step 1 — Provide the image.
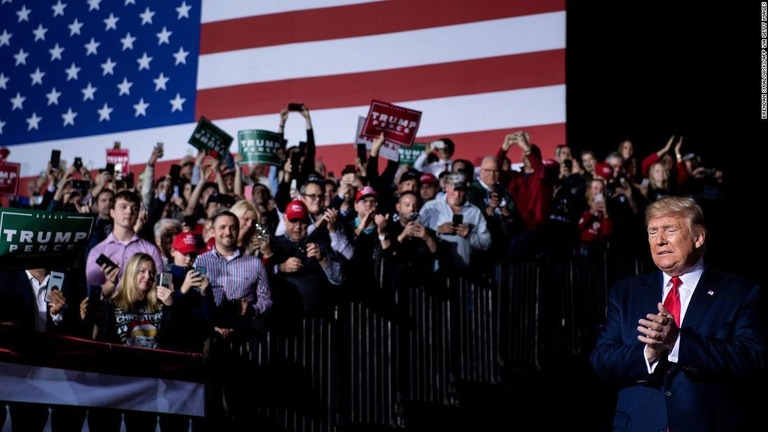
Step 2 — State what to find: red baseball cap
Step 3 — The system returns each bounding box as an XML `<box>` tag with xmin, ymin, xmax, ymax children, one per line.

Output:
<box><xmin>594</xmin><ymin>162</ymin><xmax>613</xmax><ymax>180</ymax></box>
<box><xmin>419</xmin><ymin>173</ymin><xmax>438</xmax><ymax>186</ymax></box>
<box><xmin>285</xmin><ymin>200</ymin><xmax>309</xmax><ymax>221</ymax></box>
<box><xmin>355</xmin><ymin>185</ymin><xmax>377</xmax><ymax>202</ymax></box>
<box><xmin>172</xmin><ymin>232</ymin><xmax>200</xmax><ymax>255</ymax></box>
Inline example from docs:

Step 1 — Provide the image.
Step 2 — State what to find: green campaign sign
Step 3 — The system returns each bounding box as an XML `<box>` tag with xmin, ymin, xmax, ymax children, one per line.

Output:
<box><xmin>399</xmin><ymin>142</ymin><xmax>427</xmax><ymax>166</ymax></box>
<box><xmin>0</xmin><ymin>208</ymin><xmax>96</xmax><ymax>270</ymax></box>
<box><xmin>238</xmin><ymin>130</ymin><xmax>285</xmax><ymax>166</ymax></box>
<box><xmin>188</xmin><ymin>116</ymin><xmax>234</xmax><ymax>158</ymax></box>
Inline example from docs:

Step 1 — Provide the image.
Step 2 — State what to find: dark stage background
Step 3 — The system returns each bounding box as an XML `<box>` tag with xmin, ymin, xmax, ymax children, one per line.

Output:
<box><xmin>567</xmin><ymin>1</ymin><xmax>766</xmax><ymax>287</ymax></box>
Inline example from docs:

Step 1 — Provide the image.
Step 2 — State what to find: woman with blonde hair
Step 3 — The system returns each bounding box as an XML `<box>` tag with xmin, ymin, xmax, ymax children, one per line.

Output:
<box><xmin>97</xmin><ymin>252</ymin><xmax>174</xmax><ymax>347</ymax></box>
<box><xmin>642</xmin><ymin>161</ymin><xmax>672</xmax><ymax>203</ymax></box>
<box><xmin>90</xmin><ymin>252</ymin><xmax>177</xmax><ymax>432</ymax></box>
<box><xmin>230</xmin><ymin>198</ymin><xmax>272</xmax><ymax>258</ymax></box>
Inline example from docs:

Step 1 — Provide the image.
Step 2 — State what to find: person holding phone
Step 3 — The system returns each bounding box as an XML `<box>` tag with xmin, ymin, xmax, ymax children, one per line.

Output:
<box><xmin>94</xmin><ymin>253</ymin><xmax>174</xmax><ymax>347</ymax></box>
<box><xmin>419</xmin><ymin>172</ymin><xmax>491</xmax><ymax>276</ymax></box>
<box><xmin>577</xmin><ymin>178</ymin><xmax>613</xmax><ymax>256</ymax></box>
<box><xmin>85</xmin><ymin>190</ymin><xmax>164</xmax><ymax>299</ymax></box>
<box><xmin>88</xmin><ymin>253</ymin><xmax>178</xmax><ymax>431</ymax></box>
<box><xmin>467</xmin><ymin>155</ymin><xmax>520</xmax><ymax>274</ymax></box>
<box><xmin>275</xmin><ymin>103</ymin><xmax>316</xmax><ymax>204</ymax></box>
<box><xmin>0</xmin><ymin>266</ymin><xmax>89</xmax><ymax>431</ymax></box>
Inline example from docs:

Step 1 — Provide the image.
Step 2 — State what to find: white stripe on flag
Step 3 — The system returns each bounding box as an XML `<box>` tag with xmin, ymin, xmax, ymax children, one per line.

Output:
<box><xmin>201</xmin><ymin>0</ymin><xmax>383</xmax><ymax>23</ymax></box>
<box><xmin>11</xmin><ymin>85</ymin><xmax>563</xmax><ymax>177</ymax></box>
<box><xmin>197</xmin><ymin>12</ymin><xmax>565</xmax><ymax>89</ymax></box>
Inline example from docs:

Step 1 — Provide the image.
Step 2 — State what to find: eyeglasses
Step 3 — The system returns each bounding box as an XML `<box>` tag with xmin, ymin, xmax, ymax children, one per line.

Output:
<box><xmin>303</xmin><ymin>193</ymin><xmax>322</xmax><ymax>201</ymax></box>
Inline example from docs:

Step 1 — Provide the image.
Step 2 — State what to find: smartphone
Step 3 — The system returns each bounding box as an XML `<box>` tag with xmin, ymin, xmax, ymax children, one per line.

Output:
<box><xmin>50</xmin><ymin>150</ymin><xmax>62</xmax><ymax>173</ymax></box>
<box><xmin>196</xmin><ymin>266</ymin><xmax>207</xmax><ymax>276</ymax></box>
<box><xmin>563</xmin><ymin>159</ymin><xmax>573</xmax><ymax>170</ymax></box>
<box><xmin>46</xmin><ymin>271</ymin><xmax>65</xmax><ymax>302</ymax></box>
<box><xmin>105</xmin><ymin>163</ymin><xmax>115</xmax><ymax>175</ymax></box>
<box><xmin>452</xmin><ymin>214</ymin><xmax>463</xmax><ymax>226</ymax></box>
<box><xmin>356</xmin><ymin>143</ymin><xmax>367</xmax><ymax>164</ymax></box>
<box><xmin>288</xmin><ymin>102</ymin><xmax>304</xmax><ymax>111</ymax></box>
<box><xmin>169</xmin><ymin>164</ymin><xmax>182</xmax><ymax>183</ymax></box>
<box><xmin>157</xmin><ymin>142</ymin><xmax>164</xmax><ymax>152</ymax></box>
<box><xmin>74</xmin><ymin>157</ymin><xmax>83</xmax><ymax>170</ymax></box>
<box><xmin>96</xmin><ymin>253</ymin><xmax>116</xmax><ymax>268</ymax></box>
<box><xmin>71</xmin><ymin>180</ymin><xmax>92</xmax><ymax>194</ymax></box>
<box><xmin>290</xmin><ymin>152</ymin><xmax>301</xmax><ymax>177</ymax></box>
<box><xmin>125</xmin><ymin>172</ymin><xmax>135</xmax><ymax>189</ymax></box>
<box><xmin>114</xmin><ymin>163</ymin><xmax>123</xmax><ymax>181</ymax></box>
<box><xmin>594</xmin><ymin>193</ymin><xmax>604</xmax><ymax>203</ymax></box>
<box><xmin>158</xmin><ymin>272</ymin><xmax>173</xmax><ymax>290</ymax></box>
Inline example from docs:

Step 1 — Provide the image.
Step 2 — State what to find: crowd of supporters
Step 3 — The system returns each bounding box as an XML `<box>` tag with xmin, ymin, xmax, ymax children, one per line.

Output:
<box><xmin>0</xmin><ymin>105</ymin><xmax>726</xmax><ymax>431</ymax></box>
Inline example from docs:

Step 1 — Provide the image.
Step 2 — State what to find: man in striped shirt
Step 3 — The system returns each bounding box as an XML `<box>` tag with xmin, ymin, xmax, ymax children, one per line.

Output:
<box><xmin>194</xmin><ymin>210</ymin><xmax>271</xmax><ymax>339</ymax></box>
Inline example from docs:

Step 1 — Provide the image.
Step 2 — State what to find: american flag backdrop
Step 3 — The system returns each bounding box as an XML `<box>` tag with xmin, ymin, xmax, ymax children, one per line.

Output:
<box><xmin>0</xmin><ymin>0</ymin><xmax>565</xmax><ymax>183</ymax></box>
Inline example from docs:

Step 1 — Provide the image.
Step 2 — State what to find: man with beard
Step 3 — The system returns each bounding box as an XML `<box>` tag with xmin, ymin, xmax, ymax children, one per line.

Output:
<box><xmin>193</xmin><ymin>211</ymin><xmax>272</xmax><ymax>338</ymax></box>
<box><xmin>193</xmin><ymin>210</ymin><xmax>271</xmax><ymax>428</ymax></box>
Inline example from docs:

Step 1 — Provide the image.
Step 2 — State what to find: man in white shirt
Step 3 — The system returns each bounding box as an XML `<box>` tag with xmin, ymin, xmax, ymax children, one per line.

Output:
<box><xmin>419</xmin><ymin>172</ymin><xmax>491</xmax><ymax>274</ymax></box>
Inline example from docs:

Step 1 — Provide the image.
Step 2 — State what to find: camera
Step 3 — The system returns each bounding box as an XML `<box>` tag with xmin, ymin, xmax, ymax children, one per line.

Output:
<box><xmin>409</xmin><ymin>212</ymin><xmax>420</xmax><ymax>222</ymax></box>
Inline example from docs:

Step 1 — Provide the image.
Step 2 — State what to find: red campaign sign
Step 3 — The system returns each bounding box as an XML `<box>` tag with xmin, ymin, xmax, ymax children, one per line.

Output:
<box><xmin>361</xmin><ymin>100</ymin><xmax>421</xmax><ymax>147</ymax></box>
<box><xmin>106</xmin><ymin>148</ymin><xmax>130</xmax><ymax>174</ymax></box>
<box><xmin>0</xmin><ymin>161</ymin><xmax>20</xmax><ymax>196</ymax></box>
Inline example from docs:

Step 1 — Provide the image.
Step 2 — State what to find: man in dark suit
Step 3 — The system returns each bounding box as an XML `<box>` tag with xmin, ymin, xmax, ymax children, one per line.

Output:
<box><xmin>0</xmin><ymin>267</ymin><xmax>88</xmax><ymax>432</ymax></box>
<box><xmin>590</xmin><ymin>196</ymin><xmax>766</xmax><ymax>432</ymax></box>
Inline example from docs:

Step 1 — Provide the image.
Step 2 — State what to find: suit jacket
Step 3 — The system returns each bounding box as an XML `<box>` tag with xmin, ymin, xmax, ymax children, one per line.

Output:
<box><xmin>591</xmin><ymin>266</ymin><xmax>766</xmax><ymax>432</ymax></box>
<box><xmin>0</xmin><ymin>269</ymin><xmax>87</xmax><ymax>336</ymax></box>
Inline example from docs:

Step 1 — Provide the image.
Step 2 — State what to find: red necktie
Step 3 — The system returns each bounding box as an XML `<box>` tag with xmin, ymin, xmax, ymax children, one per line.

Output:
<box><xmin>664</xmin><ymin>276</ymin><xmax>682</xmax><ymax>327</ymax></box>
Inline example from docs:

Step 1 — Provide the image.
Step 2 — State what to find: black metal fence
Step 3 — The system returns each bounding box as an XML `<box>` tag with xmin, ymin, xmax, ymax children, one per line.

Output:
<box><xmin>216</xmin><ymin>244</ymin><xmax>653</xmax><ymax>431</ymax></box>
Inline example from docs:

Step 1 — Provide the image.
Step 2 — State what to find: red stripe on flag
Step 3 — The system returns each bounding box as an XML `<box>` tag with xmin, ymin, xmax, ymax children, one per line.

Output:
<box><xmin>196</xmin><ymin>50</ymin><xmax>565</xmax><ymax>120</ymax></box>
<box><xmin>200</xmin><ymin>0</ymin><xmax>566</xmax><ymax>54</ymax></box>
<box><xmin>314</xmin><ymin>123</ymin><xmax>566</xmax><ymax>177</ymax></box>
